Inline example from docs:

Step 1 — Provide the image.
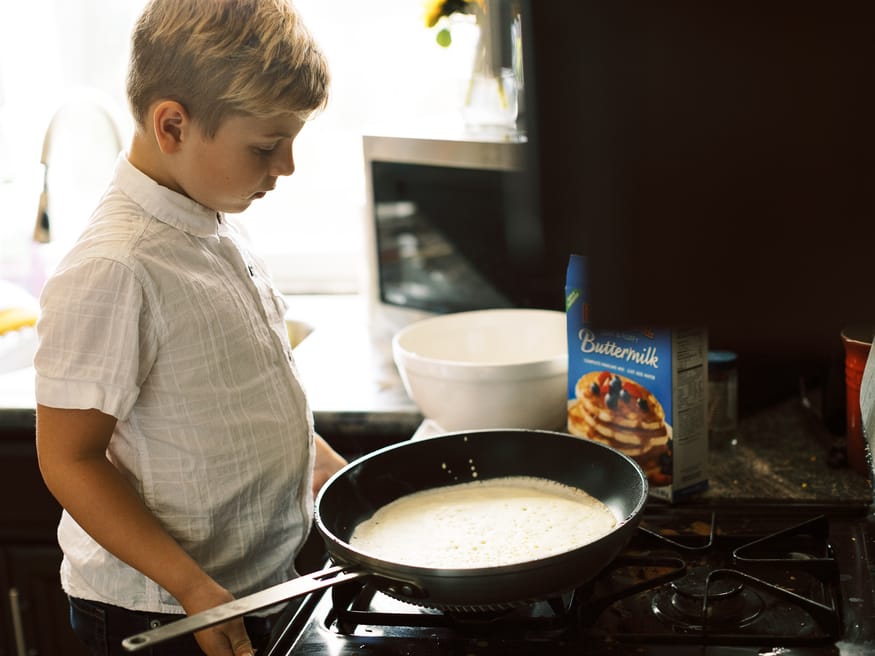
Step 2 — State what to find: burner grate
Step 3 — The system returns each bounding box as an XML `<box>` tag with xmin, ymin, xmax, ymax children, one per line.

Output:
<box><xmin>318</xmin><ymin>513</ymin><xmax>843</xmax><ymax>648</ymax></box>
<box><xmin>586</xmin><ymin>513</ymin><xmax>842</xmax><ymax>646</ymax></box>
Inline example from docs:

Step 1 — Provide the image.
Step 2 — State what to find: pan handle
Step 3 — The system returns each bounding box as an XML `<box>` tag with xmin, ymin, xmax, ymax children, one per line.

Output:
<box><xmin>121</xmin><ymin>564</ymin><xmax>366</xmax><ymax>651</ymax></box>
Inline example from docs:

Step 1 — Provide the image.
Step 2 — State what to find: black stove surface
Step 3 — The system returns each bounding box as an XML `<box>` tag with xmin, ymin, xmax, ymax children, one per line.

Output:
<box><xmin>266</xmin><ymin>504</ymin><xmax>875</xmax><ymax>655</ymax></box>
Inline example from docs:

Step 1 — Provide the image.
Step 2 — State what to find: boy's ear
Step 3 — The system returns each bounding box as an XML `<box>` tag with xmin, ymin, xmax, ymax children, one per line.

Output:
<box><xmin>152</xmin><ymin>100</ymin><xmax>190</xmax><ymax>154</ymax></box>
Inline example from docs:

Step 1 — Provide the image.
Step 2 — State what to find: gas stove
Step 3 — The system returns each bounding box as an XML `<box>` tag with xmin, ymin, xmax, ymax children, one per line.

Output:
<box><xmin>266</xmin><ymin>503</ymin><xmax>875</xmax><ymax>655</ymax></box>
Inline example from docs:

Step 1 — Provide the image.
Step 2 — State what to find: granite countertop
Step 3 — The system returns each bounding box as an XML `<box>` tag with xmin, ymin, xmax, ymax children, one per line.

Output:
<box><xmin>285</xmin><ymin>296</ymin><xmax>423</xmax><ymax>439</ymax></box>
<box><xmin>1</xmin><ymin>294</ymin><xmax>871</xmax><ymax>507</ymax></box>
<box><xmin>698</xmin><ymin>395</ymin><xmax>871</xmax><ymax>507</ymax></box>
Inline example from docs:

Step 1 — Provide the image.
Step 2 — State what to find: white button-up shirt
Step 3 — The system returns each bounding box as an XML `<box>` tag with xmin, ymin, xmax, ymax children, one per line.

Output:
<box><xmin>35</xmin><ymin>155</ymin><xmax>314</xmax><ymax>613</ymax></box>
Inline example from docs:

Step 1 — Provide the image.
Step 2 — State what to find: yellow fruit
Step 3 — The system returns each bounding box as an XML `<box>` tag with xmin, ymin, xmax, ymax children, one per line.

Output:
<box><xmin>0</xmin><ymin>308</ymin><xmax>38</xmax><ymax>336</ymax></box>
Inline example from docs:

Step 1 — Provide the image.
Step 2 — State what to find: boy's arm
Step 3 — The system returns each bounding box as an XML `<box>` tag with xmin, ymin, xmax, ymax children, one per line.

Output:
<box><xmin>36</xmin><ymin>404</ymin><xmax>255</xmax><ymax>656</ymax></box>
<box><xmin>312</xmin><ymin>433</ymin><xmax>347</xmax><ymax>497</ymax></box>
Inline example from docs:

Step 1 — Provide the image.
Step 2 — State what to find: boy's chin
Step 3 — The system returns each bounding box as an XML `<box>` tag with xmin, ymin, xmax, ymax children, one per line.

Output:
<box><xmin>217</xmin><ymin>197</ymin><xmax>256</xmax><ymax>215</ymax></box>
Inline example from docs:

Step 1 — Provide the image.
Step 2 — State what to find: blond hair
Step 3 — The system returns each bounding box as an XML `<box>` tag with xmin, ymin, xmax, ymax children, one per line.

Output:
<box><xmin>127</xmin><ymin>0</ymin><xmax>329</xmax><ymax>137</ymax></box>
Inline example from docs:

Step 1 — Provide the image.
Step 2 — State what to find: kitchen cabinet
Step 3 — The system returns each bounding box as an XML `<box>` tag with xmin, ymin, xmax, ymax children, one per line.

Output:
<box><xmin>0</xmin><ymin>427</ymin><xmax>87</xmax><ymax>656</ymax></box>
<box><xmin>3</xmin><ymin>547</ymin><xmax>86</xmax><ymax>656</ymax></box>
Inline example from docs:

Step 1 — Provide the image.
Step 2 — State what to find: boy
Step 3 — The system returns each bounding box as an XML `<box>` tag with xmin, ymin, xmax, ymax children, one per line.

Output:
<box><xmin>34</xmin><ymin>1</ymin><xmax>346</xmax><ymax>654</ymax></box>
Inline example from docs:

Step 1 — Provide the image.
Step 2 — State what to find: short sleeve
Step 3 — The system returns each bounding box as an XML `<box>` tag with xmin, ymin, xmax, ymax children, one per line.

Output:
<box><xmin>35</xmin><ymin>256</ymin><xmax>156</xmax><ymax>420</ymax></box>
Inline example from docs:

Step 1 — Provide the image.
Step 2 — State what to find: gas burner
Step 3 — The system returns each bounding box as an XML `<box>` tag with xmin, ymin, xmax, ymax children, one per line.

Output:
<box><xmin>444</xmin><ymin>593</ymin><xmax>574</xmax><ymax>626</ymax></box>
<box><xmin>327</xmin><ymin>580</ymin><xmax>579</xmax><ymax>637</ymax></box>
<box><xmin>651</xmin><ymin>566</ymin><xmax>764</xmax><ymax>630</ymax></box>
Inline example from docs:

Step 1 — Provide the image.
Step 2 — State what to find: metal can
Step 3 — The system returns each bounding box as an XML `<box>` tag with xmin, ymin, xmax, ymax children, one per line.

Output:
<box><xmin>708</xmin><ymin>350</ymin><xmax>738</xmax><ymax>441</ymax></box>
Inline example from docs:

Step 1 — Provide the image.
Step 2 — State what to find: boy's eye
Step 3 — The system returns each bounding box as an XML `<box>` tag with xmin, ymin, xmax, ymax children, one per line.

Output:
<box><xmin>254</xmin><ymin>144</ymin><xmax>278</xmax><ymax>156</ymax></box>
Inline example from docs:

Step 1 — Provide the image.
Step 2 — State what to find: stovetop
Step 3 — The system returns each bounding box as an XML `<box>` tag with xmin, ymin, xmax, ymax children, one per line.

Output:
<box><xmin>266</xmin><ymin>504</ymin><xmax>875</xmax><ymax>655</ymax></box>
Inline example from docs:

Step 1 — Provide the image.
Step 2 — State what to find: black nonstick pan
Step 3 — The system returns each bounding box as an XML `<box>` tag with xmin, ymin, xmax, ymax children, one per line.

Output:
<box><xmin>123</xmin><ymin>429</ymin><xmax>647</xmax><ymax>650</ymax></box>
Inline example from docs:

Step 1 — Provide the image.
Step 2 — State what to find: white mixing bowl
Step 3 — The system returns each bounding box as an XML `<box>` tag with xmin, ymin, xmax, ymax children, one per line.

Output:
<box><xmin>392</xmin><ymin>309</ymin><xmax>568</xmax><ymax>431</ymax></box>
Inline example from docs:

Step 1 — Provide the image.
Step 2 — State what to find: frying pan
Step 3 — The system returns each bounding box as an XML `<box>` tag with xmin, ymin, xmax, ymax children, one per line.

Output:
<box><xmin>122</xmin><ymin>429</ymin><xmax>647</xmax><ymax>650</ymax></box>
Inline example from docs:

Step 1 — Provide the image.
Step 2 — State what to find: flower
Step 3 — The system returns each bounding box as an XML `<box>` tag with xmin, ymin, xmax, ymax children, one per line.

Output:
<box><xmin>424</xmin><ymin>0</ymin><xmax>483</xmax><ymax>28</ymax></box>
<box><xmin>424</xmin><ymin>0</ymin><xmax>484</xmax><ymax>47</ymax></box>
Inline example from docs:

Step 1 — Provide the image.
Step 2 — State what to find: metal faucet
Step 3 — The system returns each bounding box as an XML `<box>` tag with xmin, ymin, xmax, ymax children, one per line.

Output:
<box><xmin>33</xmin><ymin>89</ymin><xmax>125</xmax><ymax>243</ymax></box>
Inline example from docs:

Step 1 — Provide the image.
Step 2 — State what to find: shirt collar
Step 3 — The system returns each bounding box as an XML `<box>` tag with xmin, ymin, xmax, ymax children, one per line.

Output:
<box><xmin>113</xmin><ymin>154</ymin><xmax>222</xmax><ymax>238</ymax></box>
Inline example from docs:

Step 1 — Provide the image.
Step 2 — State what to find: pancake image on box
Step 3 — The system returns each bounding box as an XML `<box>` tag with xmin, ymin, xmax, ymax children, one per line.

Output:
<box><xmin>568</xmin><ymin>371</ymin><xmax>672</xmax><ymax>486</ymax></box>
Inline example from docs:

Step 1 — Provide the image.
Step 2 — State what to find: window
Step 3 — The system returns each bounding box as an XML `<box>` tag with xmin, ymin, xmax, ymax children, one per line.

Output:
<box><xmin>0</xmin><ymin>0</ymin><xmax>480</xmax><ymax>295</ymax></box>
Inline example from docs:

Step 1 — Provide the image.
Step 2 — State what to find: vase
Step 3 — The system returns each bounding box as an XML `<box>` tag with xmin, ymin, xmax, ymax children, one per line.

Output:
<box><xmin>461</xmin><ymin>0</ymin><xmax>522</xmax><ymax>131</ymax></box>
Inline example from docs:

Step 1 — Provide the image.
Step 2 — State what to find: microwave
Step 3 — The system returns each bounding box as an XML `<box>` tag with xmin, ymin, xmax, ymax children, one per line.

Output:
<box><xmin>363</xmin><ymin>132</ymin><xmax>557</xmax><ymax>336</ymax></box>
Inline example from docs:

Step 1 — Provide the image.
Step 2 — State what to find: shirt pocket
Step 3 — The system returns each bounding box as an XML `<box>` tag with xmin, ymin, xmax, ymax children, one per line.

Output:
<box><xmin>246</xmin><ymin>261</ymin><xmax>290</xmax><ymax>352</ymax></box>
<box><xmin>251</xmin><ymin>273</ymin><xmax>285</xmax><ymax>325</ymax></box>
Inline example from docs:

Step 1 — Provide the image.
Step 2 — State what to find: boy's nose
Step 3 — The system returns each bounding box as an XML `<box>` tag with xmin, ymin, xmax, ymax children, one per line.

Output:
<box><xmin>271</xmin><ymin>144</ymin><xmax>295</xmax><ymax>177</ymax></box>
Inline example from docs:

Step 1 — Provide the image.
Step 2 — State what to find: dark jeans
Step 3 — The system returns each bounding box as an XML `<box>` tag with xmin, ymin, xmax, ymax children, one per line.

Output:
<box><xmin>69</xmin><ymin>596</ymin><xmax>290</xmax><ymax>655</ymax></box>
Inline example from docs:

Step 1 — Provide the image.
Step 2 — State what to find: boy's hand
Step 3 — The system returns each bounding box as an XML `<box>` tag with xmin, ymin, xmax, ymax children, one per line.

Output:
<box><xmin>179</xmin><ymin>580</ymin><xmax>254</xmax><ymax>656</ymax></box>
<box><xmin>195</xmin><ymin>618</ymin><xmax>254</xmax><ymax>656</ymax></box>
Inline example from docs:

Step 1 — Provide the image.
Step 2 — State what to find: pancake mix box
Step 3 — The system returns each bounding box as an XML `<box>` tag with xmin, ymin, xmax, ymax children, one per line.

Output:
<box><xmin>565</xmin><ymin>255</ymin><xmax>708</xmax><ymax>502</ymax></box>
